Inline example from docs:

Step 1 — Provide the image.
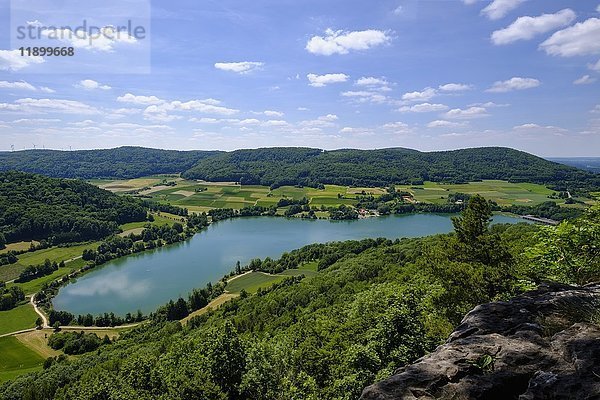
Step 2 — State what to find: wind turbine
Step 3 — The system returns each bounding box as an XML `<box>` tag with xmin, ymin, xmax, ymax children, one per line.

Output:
<box><xmin>10</xmin><ymin>144</ymin><xmax>14</xmax><ymax>152</ymax></box>
<box><xmin>32</xmin><ymin>143</ymin><xmax>36</xmax><ymax>150</ymax></box>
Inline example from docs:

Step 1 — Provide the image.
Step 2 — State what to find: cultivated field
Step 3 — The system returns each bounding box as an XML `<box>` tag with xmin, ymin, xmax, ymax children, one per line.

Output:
<box><xmin>0</xmin><ymin>304</ymin><xmax>38</xmax><ymax>336</ymax></box>
<box><xmin>93</xmin><ymin>177</ymin><xmax>572</xmax><ymax>212</ymax></box>
<box><xmin>0</xmin><ymin>336</ymin><xmax>45</xmax><ymax>383</ymax></box>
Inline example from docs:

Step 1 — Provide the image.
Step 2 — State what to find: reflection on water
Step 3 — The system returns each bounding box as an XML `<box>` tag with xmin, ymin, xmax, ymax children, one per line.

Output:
<box><xmin>53</xmin><ymin>214</ymin><xmax>525</xmax><ymax>316</ymax></box>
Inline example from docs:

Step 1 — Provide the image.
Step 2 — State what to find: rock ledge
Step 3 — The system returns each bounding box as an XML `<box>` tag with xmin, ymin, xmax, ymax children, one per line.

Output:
<box><xmin>360</xmin><ymin>283</ymin><xmax>600</xmax><ymax>400</ymax></box>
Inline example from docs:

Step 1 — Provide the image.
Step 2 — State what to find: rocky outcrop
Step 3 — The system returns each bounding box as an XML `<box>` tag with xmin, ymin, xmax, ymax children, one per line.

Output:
<box><xmin>361</xmin><ymin>283</ymin><xmax>600</xmax><ymax>400</ymax></box>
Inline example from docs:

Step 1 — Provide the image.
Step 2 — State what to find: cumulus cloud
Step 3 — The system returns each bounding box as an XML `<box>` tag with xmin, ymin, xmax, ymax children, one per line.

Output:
<box><xmin>341</xmin><ymin>90</ymin><xmax>387</xmax><ymax>104</ymax></box>
<box><xmin>263</xmin><ymin>110</ymin><xmax>284</xmax><ymax>117</ymax></box>
<box><xmin>398</xmin><ymin>103</ymin><xmax>448</xmax><ymax>113</ymax></box>
<box><xmin>573</xmin><ymin>75</ymin><xmax>596</xmax><ymax>85</ymax></box>
<box><xmin>306</xmin><ymin>29</ymin><xmax>391</xmax><ymax>55</ymax></box>
<box><xmin>0</xmin><ymin>81</ymin><xmax>37</xmax><ymax>91</ymax></box>
<box><xmin>75</xmin><ymin>79</ymin><xmax>111</xmax><ymax>90</ymax></box>
<box><xmin>214</xmin><ymin>61</ymin><xmax>264</xmax><ymax>74</ymax></box>
<box><xmin>491</xmin><ymin>9</ymin><xmax>576</xmax><ymax>45</ymax></box>
<box><xmin>481</xmin><ymin>0</ymin><xmax>527</xmax><ymax>20</ymax></box>
<box><xmin>0</xmin><ymin>50</ymin><xmax>44</xmax><ymax>71</ymax></box>
<box><xmin>117</xmin><ymin>93</ymin><xmax>164</xmax><ymax>105</ymax></box>
<box><xmin>589</xmin><ymin>59</ymin><xmax>600</xmax><ymax>72</ymax></box>
<box><xmin>540</xmin><ymin>18</ymin><xmax>600</xmax><ymax>57</ymax></box>
<box><xmin>486</xmin><ymin>77</ymin><xmax>540</xmax><ymax>92</ymax></box>
<box><xmin>438</xmin><ymin>83</ymin><xmax>473</xmax><ymax>91</ymax></box>
<box><xmin>427</xmin><ymin>120</ymin><xmax>468</xmax><ymax>128</ymax></box>
<box><xmin>401</xmin><ymin>87</ymin><xmax>437</xmax><ymax>102</ymax></box>
<box><xmin>307</xmin><ymin>73</ymin><xmax>349</xmax><ymax>87</ymax></box>
<box><xmin>355</xmin><ymin>77</ymin><xmax>388</xmax><ymax>86</ymax></box>
<box><xmin>444</xmin><ymin>106</ymin><xmax>490</xmax><ymax>119</ymax></box>
<box><xmin>0</xmin><ymin>98</ymin><xmax>99</xmax><ymax>114</ymax></box>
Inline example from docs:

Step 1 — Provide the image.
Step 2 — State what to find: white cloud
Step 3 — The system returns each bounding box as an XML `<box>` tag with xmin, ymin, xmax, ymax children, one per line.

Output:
<box><xmin>356</xmin><ymin>76</ymin><xmax>388</xmax><ymax>86</ymax></box>
<box><xmin>463</xmin><ymin>0</ymin><xmax>478</xmax><ymax>4</ymax></box>
<box><xmin>0</xmin><ymin>81</ymin><xmax>37</xmax><ymax>91</ymax></box>
<box><xmin>0</xmin><ymin>98</ymin><xmax>99</xmax><ymax>115</ymax></box>
<box><xmin>401</xmin><ymin>87</ymin><xmax>437</xmax><ymax>102</ymax></box>
<box><xmin>597</xmin><ymin>4</ymin><xmax>600</xmax><ymax>13</ymax></box>
<box><xmin>307</xmin><ymin>73</ymin><xmax>349</xmax><ymax>87</ymax></box>
<box><xmin>263</xmin><ymin>110</ymin><xmax>284</xmax><ymax>117</ymax></box>
<box><xmin>306</xmin><ymin>29</ymin><xmax>391</xmax><ymax>55</ymax></box>
<box><xmin>42</xmin><ymin>26</ymin><xmax>137</xmax><ymax>52</ymax></box>
<box><xmin>573</xmin><ymin>75</ymin><xmax>597</xmax><ymax>85</ymax></box>
<box><xmin>486</xmin><ymin>77</ymin><xmax>540</xmax><ymax>92</ymax></box>
<box><xmin>214</xmin><ymin>61</ymin><xmax>264</xmax><ymax>74</ymax></box>
<box><xmin>75</xmin><ymin>79</ymin><xmax>111</xmax><ymax>90</ymax></box>
<box><xmin>468</xmin><ymin>101</ymin><xmax>510</xmax><ymax>108</ymax></box>
<box><xmin>238</xmin><ymin>118</ymin><xmax>261</xmax><ymax>125</ymax></box>
<box><xmin>540</xmin><ymin>18</ymin><xmax>600</xmax><ymax>57</ymax></box>
<box><xmin>444</xmin><ymin>106</ymin><xmax>490</xmax><ymax>119</ymax></box>
<box><xmin>297</xmin><ymin>107</ymin><xmax>309</xmax><ymax>111</ymax></box>
<box><xmin>427</xmin><ymin>120</ymin><xmax>468</xmax><ymax>128</ymax></box>
<box><xmin>438</xmin><ymin>83</ymin><xmax>473</xmax><ymax>91</ymax></box>
<box><xmin>117</xmin><ymin>93</ymin><xmax>164</xmax><ymax>105</ymax></box>
<box><xmin>39</xmin><ymin>86</ymin><xmax>55</xmax><ymax>93</ymax></box>
<box><xmin>491</xmin><ymin>9</ymin><xmax>576</xmax><ymax>45</ymax></box>
<box><xmin>591</xmin><ymin>105</ymin><xmax>600</xmax><ymax>114</ymax></box>
<box><xmin>481</xmin><ymin>0</ymin><xmax>526</xmax><ymax>20</ymax></box>
<box><xmin>398</xmin><ymin>103</ymin><xmax>448</xmax><ymax>113</ymax></box>
<box><xmin>0</xmin><ymin>50</ymin><xmax>44</xmax><ymax>71</ymax></box>
<box><xmin>13</xmin><ymin>118</ymin><xmax>61</xmax><ymax>124</ymax></box>
<box><xmin>513</xmin><ymin>123</ymin><xmax>567</xmax><ymax>133</ymax></box>
<box><xmin>142</xmin><ymin>99</ymin><xmax>239</xmax><ymax>122</ymax></box>
<box><xmin>341</xmin><ymin>90</ymin><xmax>387</xmax><ymax>104</ymax></box>
<box><xmin>589</xmin><ymin>59</ymin><xmax>600</xmax><ymax>71</ymax></box>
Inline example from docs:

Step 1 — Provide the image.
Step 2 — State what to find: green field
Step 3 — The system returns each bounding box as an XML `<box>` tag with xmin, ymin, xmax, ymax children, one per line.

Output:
<box><xmin>0</xmin><ymin>303</ymin><xmax>38</xmax><ymax>336</ymax></box>
<box><xmin>226</xmin><ymin>263</ymin><xmax>319</xmax><ymax>294</ymax></box>
<box><xmin>92</xmin><ymin>177</ymin><xmax>576</xmax><ymax>213</ymax></box>
<box><xmin>0</xmin><ymin>336</ymin><xmax>44</xmax><ymax>383</ymax></box>
<box><xmin>396</xmin><ymin>180</ymin><xmax>567</xmax><ymax>207</ymax></box>
<box><xmin>1</xmin><ymin>243</ymin><xmax>97</xmax><ymax>284</ymax></box>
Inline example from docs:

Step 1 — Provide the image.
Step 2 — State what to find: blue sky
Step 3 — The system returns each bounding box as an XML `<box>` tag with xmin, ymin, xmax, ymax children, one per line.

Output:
<box><xmin>0</xmin><ymin>0</ymin><xmax>599</xmax><ymax>156</ymax></box>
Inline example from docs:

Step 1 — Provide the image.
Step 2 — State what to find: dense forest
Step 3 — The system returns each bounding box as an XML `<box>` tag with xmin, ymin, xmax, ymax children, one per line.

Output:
<box><xmin>1</xmin><ymin>147</ymin><xmax>597</xmax><ymax>192</ymax></box>
<box><xmin>0</xmin><ymin>147</ymin><xmax>220</xmax><ymax>179</ymax></box>
<box><xmin>2</xmin><ymin>199</ymin><xmax>597</xmax><ymax>399</ymax></box>
<box><xmin>182</xmin><ymin>147</ymin><xmax>598</xmax><ymax>190</ymax></box>
<box><xmin>0</xmin><ymin>171</ymin><xmax>147</xmax><ymax>243</ymax></box>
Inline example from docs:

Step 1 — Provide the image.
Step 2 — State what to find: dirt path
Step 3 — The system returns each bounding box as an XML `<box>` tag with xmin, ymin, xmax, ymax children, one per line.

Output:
<box><xmin>180</xmin><ymin>293</ymin><xmax>239</xmax><ymax>325</ymax></box>
<box><xmin>226</xmin><ymin>270</ymin><xmax>254</xmax><ymax>283</ymax></box>
<box><xmin>30</xmin><ymin>294</ymin><xmax>49</xmax><ymax>328</ymax></box>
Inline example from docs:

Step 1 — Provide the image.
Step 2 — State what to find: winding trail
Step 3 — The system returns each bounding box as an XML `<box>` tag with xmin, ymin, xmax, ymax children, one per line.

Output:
<box><xmin>30</xmin><ymin>294</ymin><xmax>49</xmax><ymax>328</ymax></box>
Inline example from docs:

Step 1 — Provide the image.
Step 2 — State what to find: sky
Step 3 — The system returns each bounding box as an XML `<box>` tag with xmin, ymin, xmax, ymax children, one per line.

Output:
<box><xmin>0</xmin><ymin>0</ymin><xmax>599</xmax><ymax>156</ymax></box>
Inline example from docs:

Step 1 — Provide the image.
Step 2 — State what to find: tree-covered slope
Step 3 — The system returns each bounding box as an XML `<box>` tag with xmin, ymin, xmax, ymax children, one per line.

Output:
<box><xmin>182</xmin><ymin>147</ymin><xmax>597</xmax><ymax>188</ymax></box>
<box><xmin>0</xmin><ymin>197</ymin><xmax>546</xmax><ymax>400</ymax></box>
<box><xmin>0</xmin><ymin>171</ymin><xmax>147</xmax><ymax>243</ymax></box>
<box><xmin>0</xmin><ymin>147</ymin><xmax>220</xmax><ymax>179</ymax></box>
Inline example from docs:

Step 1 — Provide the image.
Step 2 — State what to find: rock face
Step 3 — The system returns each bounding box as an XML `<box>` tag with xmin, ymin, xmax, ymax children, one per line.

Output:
<box><xmin>361</xmin><ymin>283</ymin><xmax>600</xmax><ymax>400</ymax></box>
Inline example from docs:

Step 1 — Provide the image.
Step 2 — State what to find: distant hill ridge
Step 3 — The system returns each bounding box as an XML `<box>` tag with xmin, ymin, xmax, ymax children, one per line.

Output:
<box><xmin>0</xmin><ymin>146</ymin><xmax>597</xmax><ymax>189</ymax></box>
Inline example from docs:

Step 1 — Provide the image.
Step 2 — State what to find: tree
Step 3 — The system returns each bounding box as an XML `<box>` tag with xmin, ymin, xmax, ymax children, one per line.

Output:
<box><xmin>528</xmin><ymin>206</ymin><xmax>600</xmax><ymax>285</ymax></box>
<box><xmin>451</xmin><ymin>195</ymin><xmax>492</xmax><ymax>246</ymax></box>
<box><xmin>0</xmin><ymin>232</ymin><xmax>5</xmax><ymax>250</ymax></box>
<box><xmin>35</xmin><ymin>317</ymin><xmax>43</xmax><ymax>329</ymax></box>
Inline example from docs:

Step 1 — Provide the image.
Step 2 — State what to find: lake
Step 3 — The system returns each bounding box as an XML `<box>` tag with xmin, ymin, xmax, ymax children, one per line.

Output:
<box><xmin>53</xmin><ymin>214</ymin><xmax>526</xmax><ymax>315</ymax></box>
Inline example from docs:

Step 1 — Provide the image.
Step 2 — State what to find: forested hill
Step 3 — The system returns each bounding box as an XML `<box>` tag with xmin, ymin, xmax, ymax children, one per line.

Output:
<box><xmin>1</xmin><ymin>146</ymin><xmax>597</xmax><ymax>190</ymax></box>
<box><xmin>0</xmin><ymin>147</ymin><xmax>220</xmax><ymax>179</ymax></box>
<box><xmin>182</xmin><ymin>147</ymin><xmax>597</xmax><ymax>188</ymax></box>
<box><xmin>0</xmin><ymin>171</ymin><xmax>147</xmax><ymax>244</ymax></box>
